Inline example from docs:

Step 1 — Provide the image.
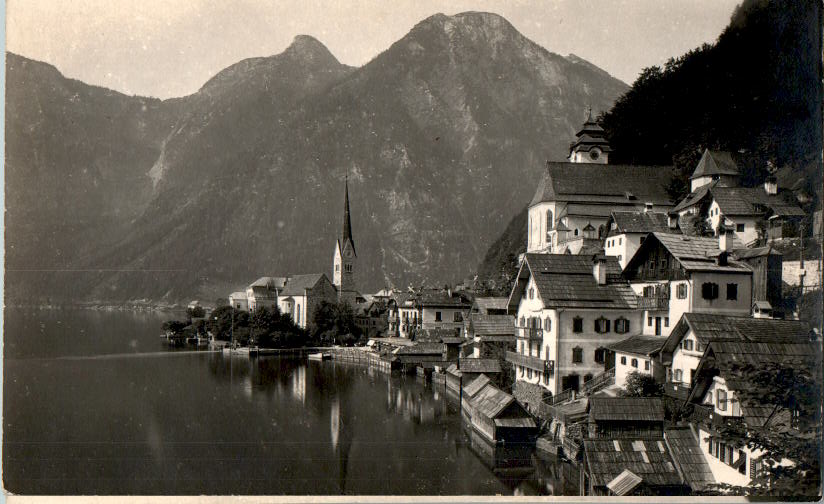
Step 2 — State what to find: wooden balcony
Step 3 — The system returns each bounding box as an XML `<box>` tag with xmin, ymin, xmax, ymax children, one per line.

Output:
<box><xmin>638</xmin><ymin>295</ymin><xmax>669</xmax><ymax>310</ymax></box>
<box><xmin>517</xmin><ymin>327</ymin><xmax>543</xmax><ymax>341</ymax></box>
<box><xmin>505</xmin><ymin>351</ymin><xmax>552</xmax><ymax>374</ymax></box>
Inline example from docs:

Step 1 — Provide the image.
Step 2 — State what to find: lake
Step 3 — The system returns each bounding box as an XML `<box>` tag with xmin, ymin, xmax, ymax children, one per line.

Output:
<box><xmin>3</xmin><ymin>308</ymin><xmax>578</xmax><ymax>495</ymax></box>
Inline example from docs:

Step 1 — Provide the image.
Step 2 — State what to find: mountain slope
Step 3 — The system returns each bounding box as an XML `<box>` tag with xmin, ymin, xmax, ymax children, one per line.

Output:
<box><xmin>5</xmin><ymin>12</ymin><xmax>628</xmax><ymax>304</ymax></box>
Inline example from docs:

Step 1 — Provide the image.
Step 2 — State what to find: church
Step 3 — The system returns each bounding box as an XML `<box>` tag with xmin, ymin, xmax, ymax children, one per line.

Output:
<box><xmin>332</xmin><ymin>177</ymin><xmax>361</xmax><ymax>305</ymax></box>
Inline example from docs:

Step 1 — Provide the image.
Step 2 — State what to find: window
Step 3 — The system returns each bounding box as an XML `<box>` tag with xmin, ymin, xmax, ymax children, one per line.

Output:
<box><xmin>631</xmin><ymin>358</ymin><xmax>638</xmax><ymax>368</ymax></box>
<box><xmin>453</xmin><ymin>312</ymin><xmax>463</xmax><ymax>322</ymax></box>
<box><xmin>519</xmin><ymin>366</ymin><xmax>524</xmax><ymax>377</ymax></box>
<box><xmin>545</xmin><ymin>317</ymin><xmax>552</xmax><ymax>331</ymax></box>
<box><xmin>640</xmin><ymin>236</ymin><xmax>645</xmax><ymax>244</ymax></box>
<box><xmin>738</xmin><ymin>450</ymin><xmax>747</xmax><ymax>475</ymax></box>
<box><xmin>519</xmin><ymin>316</ymin><xmax>525</xmax><ymax>327</ymax></box>
<box><xmin>545</xmin><ymin>345</ymin><xmax>550</xmax><ymax>360</ymax></box>
<box><xmin>536</xmin><ymin>317</ymin><xmax>542</xmax><ymax>330</ymax></box>
<box><xmin>620</xmin><ymin>356</ymin><xmax>627</xmax><ymax>365</ymax></box>
<box><xmin>660</xmin><ymin>259</ymin><xmax>668</xmax><ymax>269</ymax></box>
<box><xmin>751</xmin><ymin>458</ymin><xmax>764</xmax><ymax>480</ymax></box>
<box><xmin>572</xmin><ymin>347</ymin><xmax>583</xmax><ymax>363</ymax></box>
<box><xmin>664</xmin><ymin>317</ymin><xmax>670</xmax><ymax>327</ymax></box>
<box><xmin>335</xmin><ymin>264</ymin><xmax>340</xmax><ymax>272</ymax></box>
<box><xmin>435</xmin><ymin>311</ymin><xmax>442</xmax><ymax>322</ymax></box>
<box><xmin>643</xmin><ymin>285</ymin><xmax>654</xmax><ymax>297</ymax></box>
<box><xmin>528</xmin><ymin>288</ymin><xmax>534</xmax><ymax>300</ymax></box>
<box><xmin>677</xmin><ymin>283</ymin><xmax>688</xmax><ymax>299</ymax></box>
<box><xmin>726</xmin><ymin>283</ymin><xmax>738</xmax><ymax>300</ymax></box>
<box><xmin>717</xmin><ymin>389</ymin><xmax>728</xmax><ymax>411</ymax></box>
<box><xmin>696</xmin><ymin>341</ymin><xmax>705</xmax><ymax>353</ymax></box>
<box><xmin>736</xmin><ymin>223</ymin><xmax>745</xmax><ymax>232</ymax></box>
<box><xmin>527</xmin><ymin>368</ymin><xmax>532</xmax><ymax>379</ymax></box>
<box><xmin>617</xmin><ymin>255</ymin><xmax>622</xmax><ymax>262</ymax></box>
<box><xmin>619</xmin><ymin>238</ymin><xmax>622</xmax><ymax>245</ymax></box>
<box><xmin>594</xmin><ymin>317</ymin><xmax>610</xmax><ymax>333</ymax></box>
<box><xmin>648</xmin><ymin>316</ymin><xmax>653</xmax><ymax>326</ymax></box>
<box><xmin>614</xmin><ymin>317</ymin><xmax>629</xmax><ymax>334</ymax></box>
<box><xmin>572</xmin><ymin>317</ymin><xmax>583</xmax><ymax>333</ymax></box>
<box><xmin>594</xmin><ymin>348</ymin><xmax>606</xmax><ymax>364</ymax></box>
<box><xmin>543</xmin><ymin>372</ymin><xmax>550</xmax><ymax>385</ymax></box>
<box><xmin>674</xmin><ymin>369</ymin><xmax>683</xmax><ymax>382</ymax></box>
<box><xmin>644</xmin><ymin>360</ymin><xmax>650</xmax><ymax>371</ymax></box>
<box><xmin>682</xmin><ymin>339</ymin><xmax>694</xmax><ymax>351</ymax></box>
<box><xmin>546</xmin><ymin>210</ymin><xmax>553</xmax><ymax>230</ymax></box>
<box><xmin>296</xmin><ymin>305</ymin><xmax>301</xmax><ymax>324</ymax></box>
<box><xmin>702</xmin><ymin>282</ymin><xmax>719</xmax><ymax>300</ymax></box>
<box><xmin>344</xmin><ymin>264</ymin><xmax>353</xmax><ymax>273</ymax></box>
<box><xmin>574</xmin><ymin>228</ymin><xmax>579</xmax><ymax>236</ymax></box>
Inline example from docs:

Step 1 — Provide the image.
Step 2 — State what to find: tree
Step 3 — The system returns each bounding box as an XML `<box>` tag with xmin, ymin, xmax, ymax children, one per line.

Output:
<box><xmin>620</xmin><ymin>371</ymin><xmax>663</xmax><ymax>397</ymax></box>
<box><xmin>161</xmin><ymin>319</ymin><xmax>188</xmax><ymax>335</ymax></box>
<box><xmin>187</xmin><ymin>305</ymin><xmax>206</xmax><ymax>319</ymax></box>
<box><xmin>310</xmin><ymin>300</ymin><xmax>362</xmax><ymax>345</ymax></box>
<box><xmin>208</xmin><ymin>305</ymin><xmax>249</xmax><ymax>342</ymax></box>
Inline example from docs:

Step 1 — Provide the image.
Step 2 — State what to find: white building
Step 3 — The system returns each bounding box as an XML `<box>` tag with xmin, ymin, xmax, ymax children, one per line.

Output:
<box><xmin>277</xmin><ymin>273</ymin><xmax>337</xmax><ymax>329</ymax></box>
<box><xmin>245</xmin><ymin>276</ymin><xmax>287</xmax><ymax>311</ymax></box>
<box><xmin>603</xmin><ymin>210</ymin><xmax>679</xmax><ymax>269</ymax></box>
<box><xmin>228</xmin><ymin>291</ymin><xmax>249</xmax><ymax>312</ymax></box>
<box><xmin>605</xmin><ymin>334</ymin><xmax>666</xmax><ymax>390</ymax></box>
<box><xmin>506</xmin><ymin>254</ymin><xmax>642</xmax><ymax>397</ymax></box>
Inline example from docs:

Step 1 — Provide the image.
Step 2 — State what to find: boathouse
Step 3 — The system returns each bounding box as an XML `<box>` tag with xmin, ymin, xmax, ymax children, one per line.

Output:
<box><xmin>468</xmin><ymin>382</ymin><xmax>537</xmax><ymax>444</ymax></box>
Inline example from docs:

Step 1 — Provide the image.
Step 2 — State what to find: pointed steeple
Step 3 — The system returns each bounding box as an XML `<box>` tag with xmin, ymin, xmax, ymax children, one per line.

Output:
<box><xmin>341</xmin><ymin>176</ymin><xmax>356</xmax><ymax>256</ymax></box>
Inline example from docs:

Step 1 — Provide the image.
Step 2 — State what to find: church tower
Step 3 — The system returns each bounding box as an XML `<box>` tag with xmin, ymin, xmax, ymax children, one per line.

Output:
<box><xmin>568</xmin><ymin>109</ymin><xmax>611</xmax><ymax>164</ymax></box>
<box><xmin>333</xmin><ymin>177</ymin><xmax>358</xmax><ymax>304</ymax></box>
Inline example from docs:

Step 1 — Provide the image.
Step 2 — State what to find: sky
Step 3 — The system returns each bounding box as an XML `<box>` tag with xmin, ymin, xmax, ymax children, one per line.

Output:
<box><xmin>7</xmin><ymin>0</ymin><xmax>742</xmax><ymax>99</ymax></box>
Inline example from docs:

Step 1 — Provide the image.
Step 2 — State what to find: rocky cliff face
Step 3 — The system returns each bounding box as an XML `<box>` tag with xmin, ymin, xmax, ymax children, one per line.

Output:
<box><xmin>6</xmin><ymin>12</ymin><xmax>628</xmax><ymax>304</ymax></box>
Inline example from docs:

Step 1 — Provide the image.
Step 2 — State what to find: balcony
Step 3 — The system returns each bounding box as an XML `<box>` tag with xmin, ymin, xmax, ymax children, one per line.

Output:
<box><xmin>638</xmin><ymin>295</ymin><xmax>669</xmax><ymax>310</ymax></box>
<box><xmin>684</xmin><ymin>402</ymin><xmax>745</xmax><ymax>429</ymax></box>
<box><xmin>517</xmin><ymin>327</ymin><xmax>543</xmax><ymax>341</ymax></box>
<box><xmin>505</xmin><ymin>351</ymin><xmax>553</xmax><ymax>374</ymax></box>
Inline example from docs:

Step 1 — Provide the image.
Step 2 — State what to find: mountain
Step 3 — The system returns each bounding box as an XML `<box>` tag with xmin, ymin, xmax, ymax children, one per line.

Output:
<box><xmin>5</xmin><ymin>12</ymin><xmax>628</xmax><ymax>304</ymax></box>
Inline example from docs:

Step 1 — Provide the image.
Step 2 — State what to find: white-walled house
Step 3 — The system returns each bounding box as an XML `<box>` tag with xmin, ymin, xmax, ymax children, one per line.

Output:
<box><xmin>605</xmin><ymin>334</ymin><xmax>666</xmax><ymax>389</ymax></box>
<box><xmin>659</xmin><ymin>313</ymin><xmax>811</xmax><ymax>390</ymax></box>
<box><xmin>684</xmin><ymin>339</ymin><xmax>816</xmax><ymax>487</ymax></box>
<box><xmin>246</xmin><ymin>276</ymin><xmax>287</xmax><ymax>311</ymax></box>
<box><xmin>228</xmin><ymin>291</ymin><xmax>249</xmax><ymax>312</ymax></box>
<box><xmin>277</xmin><ymin>273</ymin><xmax>337</xmax><ymax>329</ymax></box>
<box><xmin>505</xmin><ymin>254</ymin><xmax>642</xmax><ymax>403</ymax></box>
<box><xmin>603</xmin><ymin>210</ymin><xmax>679</xmax><ymax>269</ymax></box>
<box><xmin>622</xmin><ymin>231</ymin><xmax>753</xmax><ymax>338</ymax></box>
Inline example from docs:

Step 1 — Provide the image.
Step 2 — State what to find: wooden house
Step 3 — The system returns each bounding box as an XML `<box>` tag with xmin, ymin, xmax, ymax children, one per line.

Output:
<box><xmin>586</xmin><ymin>397</ymin><xmax>664</xmax><ymax>439</ymax></box>
<box><xmin>464</xmin><ymin>313</ymin><xmax>516</xmax><ymax>360</ymax></box>
<box><xmin>459</xmin><ymin>358</ymin><xmax>503</xmax><ymax>387</ymax></box>
<box><xmin>733</xmin><ymin>246</ymin><xmax>783</xmax><ymax>311</ymax></box>
<box><xmin>468</xmin><ymin>382</ymin><xmax>537</xmax><ymax>444</ymax></box>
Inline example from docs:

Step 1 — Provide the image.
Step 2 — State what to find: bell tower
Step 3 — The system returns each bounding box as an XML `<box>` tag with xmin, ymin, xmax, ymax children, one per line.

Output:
<box><xmin>333</xmin><ymin>176</ymin><xmax>358</xmax><ymax>303</ymax></box>
<box><xmin>568</xmin><ymin>108</ymin><xmax>611</xmax><ymax>164</ymax></box>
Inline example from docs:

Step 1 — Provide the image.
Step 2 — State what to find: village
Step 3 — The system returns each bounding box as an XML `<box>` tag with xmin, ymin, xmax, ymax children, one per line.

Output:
<box><xmin>161</xmin><ymin>114</ymin><xmax>824</xmax><ymax>497</ymax></box>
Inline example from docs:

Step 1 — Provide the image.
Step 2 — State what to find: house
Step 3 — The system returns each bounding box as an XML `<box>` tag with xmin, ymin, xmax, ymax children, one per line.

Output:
<box><xmin>470</xmin><ymin>297</ymin><xmax>508</xmax><ymax>315</ymax></box>
<box><xmin>660</xmin><ymin>313</ymin><xmax>811</xmax><ymax>390</ymax></box>
<box><xmin>603</xmin><ymin>210</ymin><xmax>679</xmax><ymax>269</ymax></box>
<box><xmin>526</xmin><ymin>116</ymin><xmax>675</xmax><ymax>254</ymax></box>
<box><xmin>393</xmin><ymin>342</ymin><xmax>446</xmax><ymax>368</ymax></box>
<box><xmin>466</xmin><ymin>380</ymin><xmax>538</xmax><ymax>444</ymax></box>
<box><xmin>663</xmin><ymin>426</ymin><xmax>716</xmax><ymax>492</ymax></box>
<box><xmin>245</xmin><ymin>276</ymin><xmax>288</xmax><ymax>311</ymax></box>
<box><xmin>354</xmin><ymin>301</ymin><xmax>389</xmax><ymax>338</ymax></box>
<box><xmin>228</xmin><ymin>291</ymin><xmax>249</xmax><ymax>312</ymax></box>
<box><xmin>622</xmin><ymin>230</ymin><xmax>753</xmax><ymax>337</ymax></box>
<box><xmin>586</xmin><ymin>397</ymin><xmax>665</xmax><ymax>439</ymax></box>
<box><xmin>581</xmin><ymin>438</ymin><xmax>689</xmax><ymax>496</ymax></box>
<box><xmin>733</xmin><ymin>246</ymin><xmax>783</xmax><ymax>310</ymax></box>
<box><xmin>606</xmin><ymin>335</ymin><xmax>667</xmax><ymax>389</ymax></box>
<box><xmin>417</xmin><ymin>291</ymin><xmax>471</xmax><ymax>337</ymax></box>
<box><xmin>464</xmin><ymin>313</ymin><xmax>516</xmax><ymax>360</ymax></box>
<box><xmin>458</xmin><ymin>358</ymin><xmax>503</xmax><ymax>386</ymax></box>
<box><xmin>506</xmin><ymin>253</ymin><xmax>641</xmax><ymax>405</ymax></box>
<box><xmin>687</xmin><ymin>149</ymin><xmax>742</xmax><ymax>193</ymax></box>
<box><xmin>277</xmin><ymin>273</ymin><xmax>337</xmax><ymax>329</ymax></box>
<box><xmin>684</xmin><ymin>339</ymin><xmax>817</xmax><ymax>487</ymax></box>
<box><xmin>396</xmin><ymin>294</ymin><xmax>420</xmax><ymax>339</ymax></box>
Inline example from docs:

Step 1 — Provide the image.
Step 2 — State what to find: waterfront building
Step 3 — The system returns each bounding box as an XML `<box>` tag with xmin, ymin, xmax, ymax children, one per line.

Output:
<box><xmin>354</xmin><ymin>300</ymin><xmax>389</xmax><ymax>338</ymax></box>
<box><xmin>396</xmin><ymin>290</ymin><xmax>471</xmax><ymax>339</ymax></box>
<box><xmin>277</xmin><ymin>273</ymin><xmax>337</xmax><ymax>329</ymax></box>
<box><xmin>464</xmin><ymin>313</ymin><xmax>516</xmax><ymax>359</ymax></box>
<box><xmin>605</xmin><ymin>335</ymin><xmax>666</xmax><ymax>389</ymax></box>
<box><xmin>684</xmin><ymin>339</ymin><xmax>817</xmax><ymax>487</ymax></box>
<box><xmin>245</xmin><ymin>276</ymin><xmax>288</xmax><ymax>311</ymax></box>
<box><xmin>464</xmin><ymin>379</ymin><xmax>537</xmax><ymax>444</ymax></box>
<box><xmin>621</xmin><ymin>230</ymin><xmax>753</xmax><ymax>338</ymax></box>
<box><xmin>332</xmin><ymin>177</ymin><xmax>360</xmax><ymax>304</ymax></box>
<box><xmin>585</xmin><ymin>396</ymin><xmax>664</xmax><ymax>439</ymax></box>
<box><xmin>603</xmin><ymin>210</ymin><xmax>679</xmax><ymax>269</ymax></box>
<box><xmin>228</xmin><ymin>291</ymin><xmax>249</xmax><ymax>311</ymax></box>
<box><xmin>506</xmin><ymin>253</ymin><xmax>641</xmax><ymax>406</ymax></box>
<box><xmin>659</xmin><ymin>313</ymin><xmax>811</xmax><ymax>391</ymax></box>
<box><xmin>526</xmin><ymin>117</ymin><xmax>675</xmax><ymax>254</ymax></box>
<box><xmin>458</xmin><ymin>358</ymin><xmax>503</xmax><ymax>387</ymax></box>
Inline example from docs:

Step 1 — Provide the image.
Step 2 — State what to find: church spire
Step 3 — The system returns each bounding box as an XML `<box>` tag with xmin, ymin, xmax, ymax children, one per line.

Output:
<box><xmin>341</xmin><ymin>176</ymin><xmax>356</xmax><ymax>256</ymax></box>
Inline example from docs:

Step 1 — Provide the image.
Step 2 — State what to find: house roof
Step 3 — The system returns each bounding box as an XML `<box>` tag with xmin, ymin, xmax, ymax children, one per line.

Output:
<box><xmin>608</xmin><ymin>211</ymin><xmax>674</xmax><ymax>235</ymax></box>
<box><xmin>471</xmin><ymin>383</ymin><xmax>516</xmax><ymax>419</ymax></box>
<box><xmin>587</xmin><ymin>397</ymin><xmax>664</xmax><ymax>422</ymax></box>
<box><xmin>463</xmin><ymin>374</ymin><xmax>491</xmax><ymax>397</ymax></box>
<box><xmin>249</xmin><ymin>276</ymin><xmax>288</xmax><ymax>289</ymax></box>
<box><xmin>662</xmin><ymin>313</ymin><xmax>812</xmax><ymax>355</ymax></box>
<box><xmin>280</xmin><ymin>273</ymin><xmax>327</xmax><ymax>296</ymax></box>
<box><xmin>229</xmin><ymin>291</ymin><xmax>247</xmax><ymax>299</ymax></box>
<box><xmin>459</xmin><ymin>358</ymin><xmax>502</xmax><ymax>374</ymax></box>
<box><xmin>606</xmin><ymin>469</ymin><xmax>643</xmax><ymax>496</ymax></box>
<box><xmin>672</xmin><ymin>183</ymin><xmax>714</xmax><ymax>213</ymax></box>
<box><xmin>394</xmin><ymin>342</ymin><xmax>444</xmax><ymax>355</ymax></box>
<box><xmin>468</xmin><ymin>313</ymin><xmax>516</xmax><ymax>337</ymax></box>
<box><xmin>494</xmin><ymin>417</ymin><xmax>537</xmax><ymax>429</ymax></box>
<box><xmin>607</xmin><ymin>335</ymin><xmax>666</xmax><ymax>356</ymax></box>
<box><xmin>509</xmin><ymin>254</ymin><xmax>637</xmax><ymax>310</ymax></box>
<box><xmin>417</xmin><ymin>292</ymin><xmax>471</xmax><ymax>308</ymax></box>
<box><xmin>733</xmin><ymin>246</ymin><xmax>781</xmax><ymax>259</ymax></box>
<box><xmin>529</xmin><ymin>162</ymin><xmax>675</xmax><ymax>208</ymax></box>
<box><xmin>583</xmin><ymin>438</ymin><xmax>682</xmax><ymax>488</ymax></box>
<box><xmin>664</xmin><ymin>427</ymin><xmax>715</xmax><ymax>491</ymax></box>
<box><xmin>711</xmin><ymin>186</ymin><xmax>804</xmax><ymax>217</ymax></box>
<box><xmin>690</xmin><ymin>150</ymin><xmax>740</xmax><ymax>179</ymax></box>
<box><xmin>472</xmin><ymin>297</ymin><xmax>508</xmax><ymax>313</ymax></box>
<box><xmin>627</xmin><ymin>232</ymin><xmax>751</xmax><ymax>273</ymax></box>
<box><xmin>445</xmin><ymin>363</ymin><xmax>461</xmax><ymax>377</ymax></box>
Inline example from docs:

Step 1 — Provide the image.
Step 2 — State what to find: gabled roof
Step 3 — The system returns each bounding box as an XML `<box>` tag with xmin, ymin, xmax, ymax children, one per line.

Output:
<box><xmin>587</xmin><ymin>397</ymin><xmax>664</xmax><ymax>422</ymax></box>
<box><xmin>664</xmin><ymin>427</ymin><xmax>715</xmax><ymax>491</ymax></box>
<box><xmin>530</xmin><ymin>162</ymin><xmax>676</xmax><ymax>208</ymax></box>
<box><xmin>463</xmin><ymin>374</ymin><xmax>491</xmax><ymax>397</ymax></box>
<box><xmin>583</xmin><ymin>438</ymin><xmax>683</xmax><ymax>488</ymax></box>
<box><xmin>606</xmin><ymin>335</ymin><xmax>666</xmax><ymax>356</ymax></box>
<box><xmin>472</xmin><ymin>297</ymin><xmax>508</xmax><ymax>314</ymax></box>
<box><xmin>672</xmin><ymin>183</ymin><xmax>714</xmax><ymax>213</ymax></box>
<box><xmin>608</xmin><ymin>211</ymin><xmax>674</xmax><ymax>235</ymax></box>
<box><xmin>468</xmin><ymin>313</ymin><xmax>516</xmax><ymax>337</ymax></box>
<box><xmin>733</xmin><ymin>246</ymin><xmax>781</xmax><ymax>259</ymax></box>
<box><xmin>280</xmin><ymin>273</ymin><xmax>328</xmax><ymax>296</ymax></box>
<box><xmin>229</xmin><ymin>291</ymin><xmax>247</xmax><ymax>299</ymax></box>
<box><xmin>459</xmin><ymin>358</ymin><xmax>502</xmax><ymax>374</ymax></box>
<box><xmin>690</xmin><ymin>150</ymin><xmax>739</xmax><ymax>179</ymax></box>
<box><xmin>606</xmin><ymin>469</ymin><xmax>643</xmax><ymax>496</ymax></box>
<box><xmin>624</xmin><ymin>232</ymin><xmax>751</xmax><ymax>274</ymax></box>
<box><xmin>249</xmin><ymin>276</ymin><xmax>288</xmax><ymax>289</ymax></box>
<box><xmin>417</xmin><ymin>292</ymin><xmax>471</xmax><ymax>308</ymax></box>
<box><xmin>662</xmin><ymin>313</ymin><xmax>811</xmax><ymax>355</ymax></box>
<box><xmin>471</xmin><ymin>383</ymin><xmax>516</xmax><ymax>419</ymax></box>
<box><xmin>711</xmin><ymin>186</ymin><xmax>804</xmax><ymax>217</ymax></box>
<box><xmin>509</xmin><ymin>254</ymin><xmax>637</xmax><ymax>311</ymax></box>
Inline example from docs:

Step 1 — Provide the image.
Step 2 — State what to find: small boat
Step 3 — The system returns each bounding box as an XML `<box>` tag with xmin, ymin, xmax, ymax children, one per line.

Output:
<box><xmin>308</xmin><ymin>352</ymin><xmax>332</xmax><ymax>361</ymax></box>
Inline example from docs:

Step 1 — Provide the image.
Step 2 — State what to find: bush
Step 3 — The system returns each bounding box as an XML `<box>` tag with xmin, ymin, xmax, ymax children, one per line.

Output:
<box><xmin>620</xmin><ymin>371</ymin><xmax>663</xmax><ymax>397</ymax></box>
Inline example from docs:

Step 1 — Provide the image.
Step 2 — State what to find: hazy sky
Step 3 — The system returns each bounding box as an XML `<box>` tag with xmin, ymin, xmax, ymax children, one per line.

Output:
<box><xmin>7</xmin><ymin>0</ymin><xmax>741</xmax><ymax>99</ymax></box>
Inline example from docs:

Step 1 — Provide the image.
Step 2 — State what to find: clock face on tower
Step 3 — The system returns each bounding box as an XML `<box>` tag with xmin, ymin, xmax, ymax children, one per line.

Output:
<box><xmin>589</xmin><ymin>149</ymin><xmax>600</xmax><ymax>160</ymax></box>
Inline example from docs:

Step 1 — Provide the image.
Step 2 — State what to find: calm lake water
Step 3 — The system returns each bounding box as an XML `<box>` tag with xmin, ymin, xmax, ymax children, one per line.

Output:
<box><xmin>3</xmin><ymin>308</ymin><xmax>578</xmax><ymax>495</ymax></box>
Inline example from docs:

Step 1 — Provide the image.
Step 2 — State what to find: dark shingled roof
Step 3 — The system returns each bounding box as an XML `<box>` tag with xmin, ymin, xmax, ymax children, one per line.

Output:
<box><xmin>607</xmin><ymin>335</ymin><xmax>666</xmax><ymax>356</ymax></box>
<box><xmin>641</xmin><ymin>232</ymin><xmax>750</xmax><ymax>273</ymax></box>
<box><xmin>417</xmin><ymin>292</ymin><xmax>471</xmax><ymax>308</ymax></box>
<box><xmin>672</xmin><ymin>183</ymin><xmax>714</xmax><ymax>213</ymax></box>
<box><xmin>733</xmin><ymin>246</ymin><xmax>781</xmax><ymax>259</ymax></box>
<box><xmin>530</xmin><ymin>162</ymin><xmax>675</xmax><ymax>207</ymax></box>
<box><xmin>471</xmin><ymin>383</ymin><xmax>515</xmax><ymax>419</ymax></box>
<box><xmin>459</xmin><ymin>358</ymin><xmax>502</xmax><ymax>374</ymax></box>
<box><xmin>463</xmin><ymin>374</ymin><xmax>491</xmax><ymax>397</ymax></box>
<box><xmin>711</xmin><ymin>186</ymin><xmax>804</xmax><ymax>217</ymax></box>
<box><xmin>281</xmin><ymin>273</ymin><xmax>327</xmax><ymax>296</ymax></box>
<box><xmin>588</xmin><ymin>397</ymin><xmax>664</xmax><ymax>422</ymax></box>
<box><xmin>690</xmin><ymin>150</ymin><xmax>740</xmax><ymax>179</ymax></box>
<box><xmin>394</xmin><ymin>342</ymin><xmax>444</xmax><ymax>355</ymax></box>
<box><xmin>609</xmin><ymin>211</ymin><xmax>674</xmax><ymax>235</ymax></box>
<box><xmin>468</xmin><ymin>313</ymin><xmax>516</xmax><ymax>337</ymax></box>
<box><xmin>663</xmin><ymin>313</ymin><xmax>812</xmax><ymax>355</ymax></box>
<box><xmin>472</xmin><ymin>297</ymin><xmax>508</xmax><ymax>314</ymax></box>
<box><xmin>584</xmin><ymin>438</ymin><xmax>682</xmax><ymax>488</ymax></box>
<box><xmin>664</xmin><ymin>427</ymin><xmax>715</xmax><ymax>490</ymax></box>
<box><xmin>512</xmin><ymin>254</ymin><xmax>637</xmax><ymax>310</ymax></box>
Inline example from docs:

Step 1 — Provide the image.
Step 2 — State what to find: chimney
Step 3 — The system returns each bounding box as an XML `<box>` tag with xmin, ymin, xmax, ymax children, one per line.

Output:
<box><xmin>764</xmin><ymin>175</ymin><xmax>778</xmax><ymax>195</ymax></box>
<box><xmin>667</xmin><ymin>213</ymin><xmax>679</xmax><ymax>230</ymax></box>
<box><xmin>593</xmin><ymin>255</ymin><xmax>608</xmax><ymax>285</ymax></box>
<box><xmin>719</xmin><ymin>224</ymin><xmax>734</xmax><ymax>253</ymax></box>
<box><xmin>644</xmin><ymin>202</ymin><xmax>654</xmax><ymax>213</ymax></box>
